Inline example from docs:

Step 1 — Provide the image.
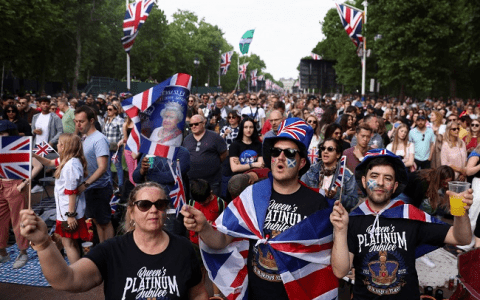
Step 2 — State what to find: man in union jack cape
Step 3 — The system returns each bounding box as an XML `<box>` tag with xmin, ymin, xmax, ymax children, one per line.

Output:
<box><xmin>182</xmin><ymin>118</ymin><xmax>338</xmax><ymax>299</ymax></box>
<box><xmin>331</xmin><ymin>148</ymin><xmax>474</xmax><ymax>299</ymax></box>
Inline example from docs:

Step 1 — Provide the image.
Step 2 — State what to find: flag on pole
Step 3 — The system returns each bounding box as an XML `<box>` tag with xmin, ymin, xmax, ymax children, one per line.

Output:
<box><xmin>110</xmin><ymin>194</ymin><xmax>121</xmax><ymax>215</ymax></box>
<box><xmin>335</xmin><ymin>156</ymin><xmax>346</xmax><ymax>188</ymax></box>
<box><xmin>239</xmin><ymin>29</ymin><xmax>255</xmax><ymax>55</ymax></box>
<box><xmin>0</xmin><ymin>136</ymin><xmax>31</xmax><ymax>179</ymax></box>
<box><xmin>311</xmin><ymin>52</ymin><xmax>322</xmax><ymax>60</ymax></box>
<box><xmin>169</xmin><ymin>162</ymin><xmax>186</xmax><ymax>217</ymax></box>
<box><xmin>266</xmin><ymin>79</ymin><xmax>272</xmax><ymax>90</ymax></box>
<box><xmin>307</xmin><ymin>147</ymin><xmax>319</xmax><ymax>165</ymax></box>
<box><xmin>238</xmin><ymin>62</ymin><xmax>249</xmax><ymax>81</ymax></box>
<box><xmin>33</xmin><ymin>141</ymin><xmax>54</xmax><ymax>157</ymax></box>
<box><xmin>111</xmin><ymin>149</ymin><xmax>120</xmax><ymax>164</ymax></box>
<box><xmin>250</xmin><ymin>69</ymin><xmax>258</xmax><ymax>87</ymax></box>
<box><xmin>335</xmin><ymin>3</ymin><xmax>364</xmax><ymax>49</ymax></box>
<box><xmin>220</xmin><ymin>51</ymin><xmax>233</xmax><ymax>75</ymax></box>
<box><xmin>121</xmin><ymin>0</ymin><xmax>155</xmax><ymax>53</ymax></box>
<box><xmin>121</xmin><ymin>73</ymin><xmax>192</xmax><ymax>159</ymax></box>
<box><xmin>257</xmin><ymin>75</ymin><xmax>264</xmax><ymax>81</ymax></box>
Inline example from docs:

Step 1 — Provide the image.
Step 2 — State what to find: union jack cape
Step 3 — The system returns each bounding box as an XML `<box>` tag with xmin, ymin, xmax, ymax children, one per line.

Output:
<box><xmin>0</xmin><ymin>136</ymin><xmax>32</xmax><ymax>180</ymax></box>
<box><xmin>220</xmin><ymin>51</ymin><xmax>233</xmax><ymax>75</ymax></box>
<box><xmin>121</xmin><ymin>0</ymin><xmax>155</xmax><ymax>53</ymax></box>
<box><xmin>121</xmin><ymin>73</ymin><xmax>192</xmax><ymax>159</ymax></box>
<box><xmin>250</xmin><ymin>69</ymin><xmax>257</xmax><ymax>87</ymax></box>
<box><xmin>238</xmin><ymin>63</ymin><xmax>249</xmax><ymax>81</ymax></box>
<box><xmin>335</xmin><ymin>3</ymin><xmax>364</xmax><ymax>49</ymax></box>
<box><xmin>350</xmin><ymin>199</ymin><xmax>446</xmax><ymax>258</ymax></box>
<box><xmin>200</xmin><ymin>174</ymin><xmax>339</xmax><ymax>299</ymax></box>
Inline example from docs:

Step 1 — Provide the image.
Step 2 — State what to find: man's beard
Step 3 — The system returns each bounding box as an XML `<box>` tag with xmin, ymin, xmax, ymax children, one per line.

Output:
<box><xmin>366</xmin><ymin>185</ymin><xmax>394</xmax><ymax>207</ymax></box>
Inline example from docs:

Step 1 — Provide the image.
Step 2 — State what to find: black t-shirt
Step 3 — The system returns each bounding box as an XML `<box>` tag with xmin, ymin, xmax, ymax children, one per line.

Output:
<box><xmin>247</xmin><ymin>185</ymin><xmax>329</xmax><ymax>299</ymax></box>
<box><xmin>85</xmin><ymin>231</ymin><xmax>202</xmax><ymax>300</ymax></box>
<box><xmin>403</xmin><ymin>171</ymin><xmax>428</xmax><ymax>207</ymax></box>
<box><xmin>229</xmin><ymin>140</ymin><xmax>263</xmax><ymax>175</ymax></box>
<box><xmin>347</xmin><ymin>215</ymin><xmax>450</xmax><ymax>300</ymax></box>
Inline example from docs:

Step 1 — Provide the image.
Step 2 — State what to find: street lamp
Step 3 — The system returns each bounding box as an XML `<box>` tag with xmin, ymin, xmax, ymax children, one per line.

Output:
<box><xmin>193</xmin><ymin>57</ymin><xmax>200</xmax><ymax>94</ymax></box>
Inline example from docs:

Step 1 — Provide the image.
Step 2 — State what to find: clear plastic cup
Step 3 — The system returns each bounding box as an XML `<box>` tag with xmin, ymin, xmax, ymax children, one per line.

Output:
<box><xmin>448</xmin><ymin>181</ymin><xmax>471</xmax><ymax>216</ymax></box>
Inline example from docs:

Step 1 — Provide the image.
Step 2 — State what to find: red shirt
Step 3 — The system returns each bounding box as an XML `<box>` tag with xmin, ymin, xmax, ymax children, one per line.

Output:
<box><xmin>189</xmin><ymin>195</ymin><xmax>225</xmax><ymax>245</ymax></box>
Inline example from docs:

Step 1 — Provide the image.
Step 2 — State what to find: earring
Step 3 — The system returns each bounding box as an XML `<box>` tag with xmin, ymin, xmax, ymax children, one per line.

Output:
<box><xmin>130</xmin><ymin>220</ymin><xmax>136</xmax><ymax>228</ymax></box>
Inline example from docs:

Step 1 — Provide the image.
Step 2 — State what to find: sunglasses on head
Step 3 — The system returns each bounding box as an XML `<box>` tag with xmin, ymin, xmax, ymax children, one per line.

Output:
<box><xmin>133</xmin><ymin>199</ymin><xmax>170</xmax><ymax>212</ymax></box>
<box><xmin>189</xmin><ymin>122</ymin><xmax>203</xmax><ymax>127</ymax></box>
<box><xmin>270</xmin><ymin>147</ymin><xmax>299</xmax><ymax>159</ymax></box>
<box><xmin>320</xmin><ymin>146</ymin><xmax>336</xmax><ymax>152</ymax></box>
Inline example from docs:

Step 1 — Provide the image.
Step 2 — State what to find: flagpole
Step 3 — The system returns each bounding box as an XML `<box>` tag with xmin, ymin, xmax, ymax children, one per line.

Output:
<box><xmin>126</xmin><ymin>0</ymin><xmax>131</xmax><ymax>91</ymax></box>
<box><xmin>361</xmin><ymin>1</ymin><xmax>368</xmax><ymax>101</ymax></box>
<box><xmin>28</xmin><ymin>137</ymin><xmax>32</xmax><ymax>210</ymax></box>
<box><xmin>218</xmin><ymin>50</ymin><xmax>221</xmax><ymax>88</ymax></box>
<box><xmin>235</xmin><ymin>55</ymin><xmax>240</xmax><ymax>90</ymax></box>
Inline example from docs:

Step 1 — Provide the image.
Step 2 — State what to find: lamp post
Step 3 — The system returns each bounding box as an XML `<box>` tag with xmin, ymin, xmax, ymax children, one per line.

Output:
<box><xmin>194</xmin><ymin>57</ymin><xmax>200</xmax><ymax>94</ymax></box>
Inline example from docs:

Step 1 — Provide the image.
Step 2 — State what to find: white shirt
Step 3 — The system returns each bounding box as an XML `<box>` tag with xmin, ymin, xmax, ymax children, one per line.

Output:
<box><xmin>54</xmin><ymin>158</ymin><xmax>86</xmax><ymax>221</ymax></box>
<box><xmin>35</xmin><ymin>113</ymin><xmax>51</xmax><ymax>144</ymax></box>
<box><xmin>241</xmin><ymin>106</ymin><xmax>266</xmax><ymax>130</ymax></box>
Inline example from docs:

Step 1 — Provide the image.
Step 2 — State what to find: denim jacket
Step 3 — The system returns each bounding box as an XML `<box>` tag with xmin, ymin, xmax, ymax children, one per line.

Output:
<box><xmin>300</xmin><ymin>160</ymin><xmax>359</xmax><ymax>211</ymax></box>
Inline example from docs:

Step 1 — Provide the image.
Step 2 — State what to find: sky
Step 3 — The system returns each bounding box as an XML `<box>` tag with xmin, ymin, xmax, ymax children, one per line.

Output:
<box><xmin>159</xmin><ymin>0</ymin><xmax>337</xmax><ymax>81</ymax></box>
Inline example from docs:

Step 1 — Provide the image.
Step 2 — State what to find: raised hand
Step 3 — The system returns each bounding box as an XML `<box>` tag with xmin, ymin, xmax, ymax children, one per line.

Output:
<box><xmin>181</xmin><ymin>205</ymin><xmax>208</xmax><ymax>233</ymax></box>
<box><xmin>330</xmin><ymin>200</ymin><xmax>349</xmax><ymax>233</ymax></box>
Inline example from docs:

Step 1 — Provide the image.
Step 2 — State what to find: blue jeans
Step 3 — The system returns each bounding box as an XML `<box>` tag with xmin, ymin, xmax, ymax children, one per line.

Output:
<box><xmin>110</xmin><ymin>146</ymin><xmax>124</xmax><ymax>188</ymax></box>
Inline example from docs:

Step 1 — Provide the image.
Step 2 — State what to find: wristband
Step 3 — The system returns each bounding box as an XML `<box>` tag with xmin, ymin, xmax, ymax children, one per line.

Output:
<box><xmin>30</xmin><ymin>237</ymin><xmax>52</xmax><ymax>252</ymax></box>
<box><xmin>249</xmin><ymin>162</ymin><xmax>253</xmax><ymax>168</ymax></box>
<box><xmin>65</xmin><ymin>211</ymin><xmax>78</xmax><ymax>217</ymax></box>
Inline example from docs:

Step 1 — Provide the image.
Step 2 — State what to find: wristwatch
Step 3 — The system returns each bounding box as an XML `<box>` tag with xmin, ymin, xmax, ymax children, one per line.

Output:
<box><xmin>249</xmin><ymin>162</ymin><xmax>253</xmax><ymax>168</ymax></box>
<box><xmin>82</xmin><ymin>181</ymin><xmax>91</xmax><ymax>188</ymax></box>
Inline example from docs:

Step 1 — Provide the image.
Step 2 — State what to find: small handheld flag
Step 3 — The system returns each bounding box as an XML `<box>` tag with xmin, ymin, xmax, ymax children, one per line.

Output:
<box><xmin>34</xmin><ymin>141</ymin><xmax>54</xmax><ymax>157</ymax></box>
<box><xmin>0</xmin><ymin>136</ymin><xmax>31</xmax><ymax>180</ymax></box>
<box><xmin>168</xmin><ymin>160</ymin><xmax>186</xmax><ymax>217</ymax></box>
<box><xmin>335</xmin><ymin>155</ymin><xmax>347</xmax><ymax>188</ymax></box>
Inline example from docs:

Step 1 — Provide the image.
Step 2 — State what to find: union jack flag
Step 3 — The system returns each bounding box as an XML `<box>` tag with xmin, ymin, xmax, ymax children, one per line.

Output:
<box><xmin>110</xmin><ymin>194</ymin><xmax>121</xmax><ymax>215</ymax></box>
<box><xmin>220</xmin><ymin>51</ymin><xmax>233</xmax><ymax>75</ymax></box>
<box><xmin>169</xmin><ymin>162</ymin><xmax>185</xmax><ymax>217</ymax></box>
<box><xmin>121</xmin><ymin>73</ymin><xmax>192</xmax><ymax>159</ymax></box>
<box><xmin>277</xmin><ymin>119</ymin><xmax>308</xmax><ymax>141</ymax></box>
<box><xmin>238</xmin><ymin>62</ymin><xmax>249</xmax><ymax>81</ymax></box>
<box><xmin>121</xmin><ymin>0</ymin><xmax>155</xmax><ymax>53</ymax></box>
<box><xmin>0</xmin><ymin>136</ymin><xmax>31</xmax><ymax>180</ymax></box>
<box><xmin>33</xmin><ymin>141</ymin><xmax>54</xmax><ymax>157</ymax></box>
<box><xmin>350</xmin><ymin>199</ymin><xmax>446</xmax><ymax>258</ymax></box>
<box><xmin>308</xmin><ymin>147</ymin><xmax>319</xmax><ymax>165</ymax></box>
<box><xmin>364</xmin><ymin>148</ymin><xmax>387</xmax><ymax>159</ymax></box>
<box><xmin>250</xmin><ymin>69</ymin><xmax>257</xmax><ymax>87</ymax></box>
<box><xmin>200</xmin><ymin>175</ymin><xmax>338</xmax><ymax>299</ymax></box>
<box><xmin>335</xmin><ymin>3</ymin><xmax>364</xmax><ymax>49</ymax></box>
<box><xmin>266</xmin><ymin>79</ymin><xmax>272</xmax><ymax>90</ymax></box>
<box><xmin>335</xmin><ymin>156</ymin><xmax>346</xmax><ymax>188</ymax></box>
<box><xmin>111</xmin><ymin>150</ymin><xmax>119</xmax><ymax>164</ymax></box>
<box><xmin>311</xmin><ymin>52</ymin><xmax>322</xmax><ymax>60</ymax></box>
<box><xmin>257</xmin><ymin>75</ymin><xmax>264</xmax><ymax>81</ymax></box>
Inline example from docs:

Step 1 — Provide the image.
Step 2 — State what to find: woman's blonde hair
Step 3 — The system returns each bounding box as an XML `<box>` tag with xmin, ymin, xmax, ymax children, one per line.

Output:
<box><xmin>54</xmin><ymin>133</ymin><xmax>88</xmax><ymax>179</ymax></box>
<box><xmin>431</xmin><ymin>110</ymin><xmax>443</xmax><ymax>128</ymax></box>
<box><xmin>391</xmin><ymin>123</ymin><xmax>409</xmax><ymax>153</ymax></box>
<box><xmin>443</xmin><ymin>121</ymin><xmax>462</xmax><ymax>148</ymax></box>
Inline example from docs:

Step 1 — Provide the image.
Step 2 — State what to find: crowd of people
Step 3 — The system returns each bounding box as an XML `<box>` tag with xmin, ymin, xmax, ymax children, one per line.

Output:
<box><xmin>0</xmin><ymin>90</ymin><xmax>479</xmax><ymax>299</ymax></box>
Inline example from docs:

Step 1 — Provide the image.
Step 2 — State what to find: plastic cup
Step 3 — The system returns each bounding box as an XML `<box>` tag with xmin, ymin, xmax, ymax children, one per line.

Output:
<box><xmin>448</xmin><ymin>181</ymin><xmax>471</xmax><ymax>216</ymax></box>
<box><xmin>82</xmin><ymin>241</ymin><xmax>93</xmax><ymax>255</ymax></box>
<box><xmin>146</xmin><ymin>155</ymin><xmax>155</xmax><ymax>169</ymax></box>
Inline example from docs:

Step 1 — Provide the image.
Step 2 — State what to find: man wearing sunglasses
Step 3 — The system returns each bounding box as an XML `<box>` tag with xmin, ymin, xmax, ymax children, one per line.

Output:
<box><xmin>409</xmin><ymin>115</ymin><xmax>435</xmax><ymax>169</ymax></box>
<box><xmin>182</xmin><ymin>118</ymin><xmax>338</xmax><ymax>299</ymax></box>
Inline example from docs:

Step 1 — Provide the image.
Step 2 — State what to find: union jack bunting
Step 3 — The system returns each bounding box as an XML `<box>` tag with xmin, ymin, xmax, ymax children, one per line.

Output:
<box><xmin>169</xmin><ymin>161</ymin><xmax>186</xmax><ymax>217</ymax></box>
<box><xmin>277</xmin><ymin>119</ymin><xmax>308</xmax><ymax>141</ymax></box>
<box><xmin>307</xmin><ymin>147</ymin><xmax>319</xmax><ymax>165</ymax></box>
<box><xmin>257</xmin><ymin>75</ymin><xmax>264</xmax><ymax>81</ymax></box>
<box><xmin>200</xmin><ymin>175</ymin><xmax>338</xmax><ymax>299</ymax></box>
<box><xmin>0</xmin><ymin>136</ymin><xmax>31</xmax><ymax>180</ymax></box>
<box><xmin>250</xmin><ymin>69</ymin><xmax>257</xmax><ymax>87</ymax></box>
<box><xmin>238</xmin><ymin>63</ymin><xmax>249</xmax><ymax>81</ymax></box>
<box><xmin>121</xmin><ymin>73</ymin><xmax>192</xmax><ymax>159</ymax></box>
<box><xmin>33</xmin><ymin>141</ymin><xmax>54</xmax><ymax>157</ymax></box>
<box><xmin>350</xmin><ymin>199</ymin><xmax>446</xmax><ymax>258</ymax></box>
<box><xmin>265</xmin><ymin>79</ymin><xmax>272</xmax><ymax>90</ymax></box>
<box><xmin>121</xmin><ymin>0</ymin><xmax>155</xmax><ymax>52</ymax></box>
<box><xmin>335</xmin><ymin>156</ymin><xmax>346</xmax><ymax>188</ymax></box>
<box><xmin>311</xmin><ymin>52</ymin><xmax>322</xmax><ymax>60</ymax></box>
<box><xmin>335</xmin><ymin>3</ymin><xmax>364</xmax><ymax>49</ymax></box>
<box><xmin>110</xmin><ymin>194</ymin><xmax>121</xmax><ymax>215</ymax></box>
<box><xmin>220</xmin><ymin>51</ymin><xmax>233</xmax><ymax>75</ymax></box>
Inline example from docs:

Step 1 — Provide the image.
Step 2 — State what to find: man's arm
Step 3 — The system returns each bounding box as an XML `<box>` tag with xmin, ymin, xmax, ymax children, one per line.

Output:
<box><xmin>220</xmin><ymin>150</ymin><xmax>228</xmax><ymax>163</ymax></box>
<box><xmin>330</xmin><ymin>201</ymin><xmax>354</xmax><ymax>278</ymax></box>
<box><xmin>50</xmin><ymin>115</ymin><xmax>64</xmax><ymax>144</ymax></box>
<box><xmin>78</xmin><ymin>156</ymin><xmax>108</xmax><ymax>193</ymax></box>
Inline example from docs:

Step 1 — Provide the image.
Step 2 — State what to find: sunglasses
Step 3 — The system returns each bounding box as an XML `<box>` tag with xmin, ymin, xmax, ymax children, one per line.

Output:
<box><xmin>270</xmin><ymin>147</ymin><xmax>299</xmax><ymax>159</ymax></box>
<box><xmin>320</xmin><ymin>146</ymin><xmax>336</xmax><ymax>152</ymax></box>
<box><xmin>448</xmin><ymin>119</ymin><xmax>457</xmax><ymax>122</ymax></box>
<box><xmin>250</xmin><ymin>98</ymin><xmax>258</xmax><ymax>101</ymax></box>
<box><xmin>228</xmin><ymin>116</ymin><xmax>237</xmax><ymax>119</ymax></box>
<box><xmin>422</xmin><ymin>134</ymin><xmax>425</xmax><ymax>141</ymax></box>
<box><xmin>307</xmin><ymin>120</ymin><xmax>317</xmax><ymax>124</ymax></box>
<box><xmin>195</xmin><ymin>141</ymin><xmax>201</xmax><ymax>152</ymax></box>
<box><xmin>450</xmin><ymin>128</ymin><xmax>459</xmax><ymax>131</ymax></box>
<box><xmin>238</xmin><ymin>97</ymin><xmax>244</xmax><ymax>100</ymax></box>
<box><xmin>6</xmin><ymin>110</ymin><xmax>14</xmax><ymax>113</ymax></box>
<box><xmin>189</xmin><ymin>122</ymin><xmax>203</xmax><ymax>127</ymax></box>
<box><xmin>107</xmin><ymin>108</ymin><xmax>114</xmax><ymax>111</ymax></box>
<box><xmin>133</xmin><ymin>199</ymin><xmax>170</xmax><ymax>212</ymax></box>
<box><xmin>472</xmin><ymin>124</ymin><xmax>480</xmax><ymax>128</ymax></box>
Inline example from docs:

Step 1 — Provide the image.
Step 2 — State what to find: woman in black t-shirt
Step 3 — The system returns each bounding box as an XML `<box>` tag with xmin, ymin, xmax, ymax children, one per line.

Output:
<box><xmin>229</xmin><ymin>118</ymin><xmax>264</xmax><ymax>175</ymax></box>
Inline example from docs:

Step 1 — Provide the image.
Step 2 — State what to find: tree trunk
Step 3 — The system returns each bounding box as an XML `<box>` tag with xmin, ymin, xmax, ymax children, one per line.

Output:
<box><xmin>71</xmin><ymin>27</ymin><xmax>82</xmax><ymax>96</ymax></box>
<box><xmin>399</xmin><ymin>83</ymin><xmax>405</xmax><ymax>102</ymax></box>
<box><xmin>450</xmin><ymin>76</ymin><xmax>456</xmax><ymax>99</ymax></box>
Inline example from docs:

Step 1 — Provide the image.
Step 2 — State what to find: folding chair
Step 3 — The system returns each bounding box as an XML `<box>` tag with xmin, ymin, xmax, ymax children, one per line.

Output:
<box><xmin>450</xmin><ymin>248</ymin><xmax>480</xmax><ymax>300</ymax></box>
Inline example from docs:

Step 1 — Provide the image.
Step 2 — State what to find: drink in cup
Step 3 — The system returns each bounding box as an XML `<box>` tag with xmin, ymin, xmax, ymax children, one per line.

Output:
<box><xmin>82</xmin><ymin>241</ymin><xmax>93</xmax><ymax>255</ymax></box>
<box><xmin>146</xmin><ymin>155</ymin><xmax>155</xmax><ymax>169</ymax></box>
<box><xmin>448</xmin><ymin>181</ymin><xmax>471</xmax><ymax>216</ymax></box>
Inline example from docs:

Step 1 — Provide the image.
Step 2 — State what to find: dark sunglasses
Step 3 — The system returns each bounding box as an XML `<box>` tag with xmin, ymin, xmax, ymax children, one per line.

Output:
<box><xmin>472</xmin><ymin>124</ymin><xmax>480</xmax><ymax>128</ymax></box>
<box><xmin>107</xmin><ymin>108</ymin><xmax>115</xmax><ymax>111</ymax></box>
<box><xmin>6</xmin><ymin>110</ymin><xmax>15</xmax><ymax>113</ymax></box>
<box><xmin>250</xmin><ymin>98</ymin><xmax>258</xmax><ymax>101</ymax></box>
<box><xmin>307</xmin><ymin>120</ymin><xmax>317</xmax><ymax>124</ymax></box>
<box><xmin>189</xmin><ymin>122</ymin><xmax>203</xmax><ymax>127</ymax></box>
<box><xmin>228</xmin><ymin>116</ymin><xmax>237</xmax><ymax>119</ymax></box>
<box><xmin>448</xmin><ymin>118</ymin><xmax>457</xmax><ymax>122</ymax></box>
<box><xmin>422</xmin><ymin>134</ymin><xmax>425</xmax><ymax>141</ymax></box>
<box><xmin>238</xmin><ymin>97</ymin><xmax>245</xmax><ymax>100</ymax></box>
<box><xmin>450</xmin><ymin>128</ymin><xmax>459</xmax><ymax>132</ymax></box>
<box><xmin>270</xmin><ymin>147</ymin><xmax>299</xmax><ymax>159</ymax></box>
<box><xmin>133</xmin><ymin>199</ymin><xmax>170</xmax><ymax>212</ymax></box>
<box><xmin>320</xmin><ymin>146</ymin><xmax>336</xmax><ymax>152</ymax></box>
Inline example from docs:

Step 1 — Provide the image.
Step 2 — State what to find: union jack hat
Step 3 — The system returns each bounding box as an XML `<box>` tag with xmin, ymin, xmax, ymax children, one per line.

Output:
<box><xmin>263</xmin><ymin>117</ymin><xmax>314</xmax><ymax>176</ymax></box>
<box><xmin>354</xmin><ymin>148</ymin><xmax>408</xmax><ymax>198</ymax></box>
